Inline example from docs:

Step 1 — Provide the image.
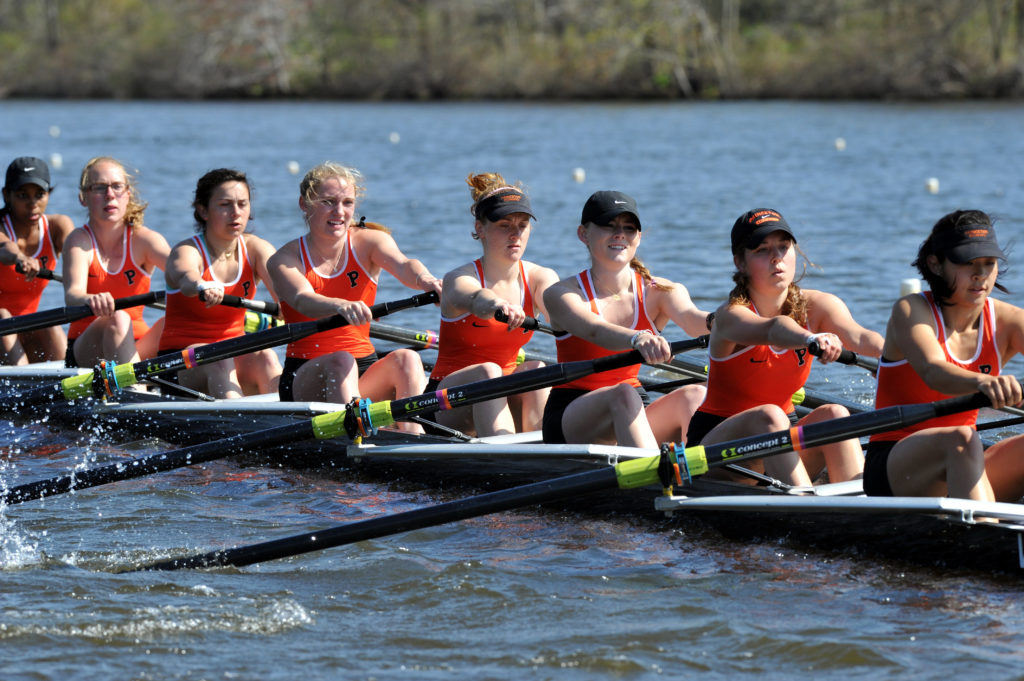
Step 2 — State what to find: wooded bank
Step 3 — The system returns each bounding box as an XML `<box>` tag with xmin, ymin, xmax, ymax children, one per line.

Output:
<box><xmin>2</xmin><ymin>0</ymin><xmax>1024</xmax><ymax>100</ymax></box>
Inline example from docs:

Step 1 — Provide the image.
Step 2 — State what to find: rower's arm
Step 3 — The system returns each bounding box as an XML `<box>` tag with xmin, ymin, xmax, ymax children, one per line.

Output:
<box><xmin>361</xmin><ymin>230</ymin><xmax>442</xmax><ymax>295</ymax></box>
<box><xmin>61</xmin><ymin>229</ymin><xmax>95</xmax><ymax>306</ymax></box>
<box><xmin>649</xmin><ymin>277</ymin><xmax>710</xmax><ymax>339</ymax></box>
<box><xmin>806</xmin><ymin>289</ymin><xmax>883</xmax><ymax>357</ymax></box>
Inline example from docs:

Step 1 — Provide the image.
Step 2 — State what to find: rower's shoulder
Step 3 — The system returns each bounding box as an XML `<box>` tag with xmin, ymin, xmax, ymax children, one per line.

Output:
<box><xmin>46</xmin><ymin>213</ymin><xmax>76</xmax><ymax>238</ymax></box>
<box><xmin>522</xmin><ymin>259</ymin><xmax>558</xmax><ymax>287</ymax></box>
<box><xmin>242</xmin><ymin>232</ymin><xmax>276</xmax><ymax>254</ymax></box>
<box><xmin>267</xmin><ymin>237</ymin><xmax>303</xmax><ymax>268</ymax></box>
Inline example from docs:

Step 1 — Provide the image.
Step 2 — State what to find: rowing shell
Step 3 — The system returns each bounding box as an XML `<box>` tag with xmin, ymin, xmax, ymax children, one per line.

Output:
<box><xmin>2</xmin><ymin>364</ymin><xmax>1024</xmax><ymax>573</ymax></box>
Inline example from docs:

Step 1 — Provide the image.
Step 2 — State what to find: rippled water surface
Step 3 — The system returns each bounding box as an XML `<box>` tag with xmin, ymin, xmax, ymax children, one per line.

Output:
<box><xmin>2</xmin><ymin>100</ymin><xmax>1024</xmax><ymax>680</ymax></box>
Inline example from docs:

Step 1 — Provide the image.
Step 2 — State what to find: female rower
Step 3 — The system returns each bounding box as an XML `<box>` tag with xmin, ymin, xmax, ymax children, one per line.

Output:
<box><xmin>685</xmin><ymin>208</ymin><xmax>883</xmax><ymax>486</ymax></box>
<box><xmin>426</xmin><ymin>173</ymin><xmax>558</xmax><ymax>437</ymax></box>
<box><xmin>542</xmin><ymin>191</ymin><xmax>710</xmax><ymax>448</ymax></box>
<box><xmin>158</xmin><ymin>168</ymin><xmax>281</xmax><ymax>398</ymax></box>
<box><xmin>63</xmin><ymin>156</ymin><xmax>169</xmax><ymax>368</ymax></box>
<box><xmin>864</xmin><ymin>210</ymin><xmax>1024</xmax><ymax>502</ymax></box>
<box><xmin>0</xmin><ymin>156</ymin><xmax>75</xmax><ymax>364</ymax></box>
<box><xmin>268</xmin><ymin>162</ymin><xmax>442</xmax><ymax>432</ymax></box>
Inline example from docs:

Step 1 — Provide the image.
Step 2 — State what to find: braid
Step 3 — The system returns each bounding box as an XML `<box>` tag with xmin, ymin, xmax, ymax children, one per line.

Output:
<box><xmin>630</xmin><ymin>256</ymin><xmax>673</xmax><ymax>292</ymax></box>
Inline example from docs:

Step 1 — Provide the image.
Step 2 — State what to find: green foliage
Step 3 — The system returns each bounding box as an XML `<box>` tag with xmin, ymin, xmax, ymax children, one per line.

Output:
<box><xmin>0</xmin><ymin>0</ymin><xmax>1022</xmax><ymax>99</ymax></box>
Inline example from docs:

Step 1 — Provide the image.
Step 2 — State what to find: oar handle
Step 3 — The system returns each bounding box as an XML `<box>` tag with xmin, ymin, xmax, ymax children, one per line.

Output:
<box><xmin>493</xmin><ymin>310</ymin><xmax>558</xmax><ymax>334</ymax></box>
<box><xmin>16</xmin><ymin>264</ymin><xmax>62</xmax><ymax>282</ymax></box>
<box><xmin>807</xmin><ymin>337</ymin><xmax>878</xmax><ymax>371</ymax></box>
<box><xmin>217</xmin><ymin>293</ymin><xmax>281</xmax><ymax>317</ymax></box>
<box><xmin>0</xmin><ymin>290</ymin><xmax>165</xmax><ymax>337</ymax></box>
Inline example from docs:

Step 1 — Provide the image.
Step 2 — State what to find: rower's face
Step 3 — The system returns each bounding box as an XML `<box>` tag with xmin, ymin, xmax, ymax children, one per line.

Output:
<box><xmin>935</xmin><ymin>256</ymin><xmax>999</xmax><ymax>304</ymax></box>
<box><xmin>81</xmin><ymin>161</ymin><xmax>130</xmax><ymax>225</ymax></box>
<box><xmin>4</xmin><ymin>182</ymin><xmax>50</xmax><ymax>223</ymax></box>
<box><xmin>737</xmin><ymin>231</ymin><xmax>796</xmax><ymax>291</ymax></box>
<box><xmin>580</xmin><ymin>214</ymin><xmax>640</xmax><ymax>264</ymax></box>
<box><xmin>302</xmin><ymin>177</ymin><xmax>356</xmax><ymax>237</ymax></box>
<box><xmin>478</xmin><ymin>213</ymin><xmax>531</xmax><ymax>260</ymax></box>
<box><xmin>200</xmin><ymin>181</ymin><xmax>251</xmax><ymax>238</ymax></box>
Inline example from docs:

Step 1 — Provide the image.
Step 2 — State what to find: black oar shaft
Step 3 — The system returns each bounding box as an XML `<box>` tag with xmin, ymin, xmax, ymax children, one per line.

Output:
<box><xmin>208</xmin><ymin>293</ymin><xmax>281</xmax><ymax>317</ymax></box>
<box><xmin>2</xmin><ymin>422</ymin><xmax>311</xmax><ymax>505</ymax></box>
<box><xmin>0</xmin><ymin>291</ymin><xmax>164</xmax><ymax>337</ymax></box>
<box><xmin>142</xmin><ymin>467</ymin><xmax>619</xmax><ymax>570</ymax></box>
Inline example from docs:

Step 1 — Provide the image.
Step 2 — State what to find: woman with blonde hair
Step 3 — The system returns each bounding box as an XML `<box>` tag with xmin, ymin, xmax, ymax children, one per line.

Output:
<box><xmin>63</xmin><ymin>156</ymin><xmax>169</xmax><ymax>368</ymax></box>
<box><xmin>542</xmin><ymin>191</ymin><xmax>710</xmax><ymax>448</ymax></box>
<box><xmin>269</xmin><ymin>162</ymin><xmax>441</xmax><ymax>431</ymax></box>
<box><xmin>426</xmin><ymin>172</ymin><xmax>558</xmax><ymax>436</ymax></box>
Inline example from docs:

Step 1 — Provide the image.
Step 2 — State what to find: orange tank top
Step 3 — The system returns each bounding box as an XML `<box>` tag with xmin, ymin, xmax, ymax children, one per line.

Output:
<box><xmin>0</xmin><ymin>214</ymin><xmax>58</xmax><ymax>316</ymax></box>
<box><xmin>280</xmin><ymin>232</ymin><xmax>377</xmax><ymax>359</ymax></box>
<box><xmin>430</xmin><ymin>260</ymin><xmax>535</xmax><ymax>381</ymax></box>
<box><xmin>554</xmin><ymin>269</ymin><xmax>657</xmax><ymax>391</ymax></box>
<box><xmin>870</xmin><ymin>291</ymin><xmax>1000</xmax><ymax>442</ymax></box>
<box><xmin>159</xmin><ymin>235</ymin><xmax>256</xmax><ymax>351</ymax></box>
<box><xmin>698</xmin><ymin>304</ymin><xmax>814</xmax><ymax>417</ymax></box>
<box><xmin>67</xmin><ymin>225</ymin><xmax>152</xmax><ymax>340</ymax></box>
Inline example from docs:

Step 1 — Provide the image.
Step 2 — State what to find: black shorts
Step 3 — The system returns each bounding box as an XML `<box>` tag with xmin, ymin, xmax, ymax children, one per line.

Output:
<box><xmin>541</xmin><ymin>385</ymin><xmax>650</xmax><ymax>444</ymax></box>
<box><xmin>686</xmin><ymin>409</ymin><xmax>800</xmax><ymax>446</ymax></box>
<box><xmin>863</xmin><ymin>440</ymin><xmax>896</xmax><ymax>496</ymax></box>
<box><xmin>278</xmin><ymin>352</ymin><xmax>378</xmax><ymax>402</ymax></box>
<box><xmin>64</xmin><ymin>338</ymin><xmax>79</xmax><ymax>368</ymax></box>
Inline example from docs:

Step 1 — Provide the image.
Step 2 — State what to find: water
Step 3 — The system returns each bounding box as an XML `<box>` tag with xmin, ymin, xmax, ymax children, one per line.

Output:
<box><xmin>2</xmin><ymin>100</ymin><xmax>1024</xmax><ymax>680</ymax></box>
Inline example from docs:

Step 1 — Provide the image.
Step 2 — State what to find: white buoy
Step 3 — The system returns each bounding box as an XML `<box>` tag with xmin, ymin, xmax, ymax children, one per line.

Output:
<box><xmin>572</xmin><ymin>167</ymin><xmax>586</xmax><ymax>183</ymax></box>
<box><xmin>389</xmin><ymin>132</ymin><xmax>400</xmax><ymax>144</ymax></box>
<box><xmin>49</xmin><ymin>152</ymin><xmax>63</xmax><ymax>170</ymax></box>
<box><xmin>900</xmin><ymin>278</ymin><xmax>922</xmax><ymax>297</ymax></box>
<box><xmin>926</xmin><ymin>177</ymin><xmax>940</xmax><ymax>194</ymax></box>
<box><xmin>286</xmin><ymin>161</ymin><xmax>300</xmax><ymax>175</ymax></box>
<box><xmin>834</xmin><ymin>137</ymin><xmax>846</xmax><ymax>152</ymax></box>
<box><xmin>48</xmin><ymin>125</ymin><xmax>61</xmax><ymax>138</ymax></box>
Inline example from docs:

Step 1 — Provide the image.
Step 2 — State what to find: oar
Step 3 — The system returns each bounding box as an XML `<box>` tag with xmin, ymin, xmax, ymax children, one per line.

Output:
<box><xmin>811</xmin><ymin>340</ymin><xmax>1024</xmax><ymax>419</ymax></box>
<box><xmin>2</xmin><ymin>336</ymin><xmax>709</xmax><ymax>506</ymax></box>
<box><xmin>0</xmin><ymin>291</ymin><xmax>165</xmax><ymax>338</ymax></box>
<box><xmin>7</xmin><ymin>291</ymin><xmax>439</xmax><ymax>409</ymax></box>
<box><xmin>137</xmin><ymin>391</ymin><xmax>990</xmax><ymax>570</ymax></box>
<box><xmin>199</xmin><ymin>290</ymin><xmax>281</xmax><ymax>317</ymax></box>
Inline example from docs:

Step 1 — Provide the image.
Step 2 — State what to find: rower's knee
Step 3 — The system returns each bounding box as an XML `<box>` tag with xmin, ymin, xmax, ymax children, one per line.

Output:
<box><xmin>748</xmin><ymin>404</ymin><xmax>791</xmax><ymax>432</ymax></box>
<box><xmin>388</xmin><ymin>348</ymin><xmax>425</xmax><ymax>378</ymax></box>
<box><xmin>607</xmin><ymin>383</ymin><xmax>645</xmax><ymax>415</ymax></box>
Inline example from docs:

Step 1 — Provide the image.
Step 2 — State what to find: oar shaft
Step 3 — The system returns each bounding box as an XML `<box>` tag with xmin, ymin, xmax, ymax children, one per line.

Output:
<box><xmin>2</xmin><ymin>422</ymin><xmax>309</xmax><ymax>505</ymax></box>
<box><xmin>209</xmin><ymin>293</ymin><xmax>281</xmax><ymax>317</ymax></box>
<box><xmin>141</xmin><ymin>467</ymin><xmax>619</xmax><ymax>570</ymax></box>
<box><xmin>0</xmin><ymin>291</ymin><xmax>164</xmax><ymax>337</ymax></box>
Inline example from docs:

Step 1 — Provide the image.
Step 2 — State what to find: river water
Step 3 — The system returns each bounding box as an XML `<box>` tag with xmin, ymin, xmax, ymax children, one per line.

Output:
<box><xmin>1</xmin><ymin>100</ymin><xmax>1024</xmax><ymax>680</ymax></box>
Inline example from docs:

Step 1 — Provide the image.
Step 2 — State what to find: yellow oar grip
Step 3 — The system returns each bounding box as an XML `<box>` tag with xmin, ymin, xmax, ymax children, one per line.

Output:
<box><xmin>614</xmin><ymin>455</ymin><xmax>662</xmax><ymax>489</ymax></box>
<box><xmin>792</xmin><ymin>387</ymin><xmax>806</xmax><ymax>407</ymax></box>
<box><xmin>311</xmin><ymin>410</ymin><xmax>347</xmax><ymax>440</ymax></box>
<box><xmin>680</xmin><ymin>445</ymin><xmax>709</xmax><ymax>478</ymax></box>
<box><xmin>61</xmin><ymin>372</ymin><xmax>95</xmax><ymax>400</ymax></box>
<box><xmin>114</xmin><ymin>363</ymin><xmax>138</xmax><ymax>389</ymax></box>
<box><xmin>366</xmin><ymin>401</ymin><xmax>394</xmax><ymax>428</ymax></box>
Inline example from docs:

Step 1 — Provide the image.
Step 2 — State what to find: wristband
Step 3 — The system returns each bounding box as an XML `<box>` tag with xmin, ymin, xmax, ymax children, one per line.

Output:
<box><xmin>196</xmin><ymin>280</ymin><xmax>222</xmax><ymax>293</ymax></box>
<box><xmin>630</xmin><ymin>330</ymin><xmax>653</xmax><ymax>349</ymax></box>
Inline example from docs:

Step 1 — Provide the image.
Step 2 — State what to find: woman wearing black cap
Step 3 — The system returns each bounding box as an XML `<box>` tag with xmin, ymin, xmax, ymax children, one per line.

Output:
<box><xmin>864</xmin><ymin>210</ymin><xmax>1024</xmax><ymax>501</ymax></box>
<box><xmin>426</xmin><ymin>173</ymin><xmax>558</xmax><ymax>436</ymax></box>
<box><xmin>541</xmin><ymin>190</ymin><xmax>711</xmax><ymax>448</ymax></box>
<box><xmin>0</xmin><ymin>157</ymin><xmax>75</xmax><ymax>364</ymax></box>
<box><xmin>268</xmin><ymin>162</ymin><xmax>442</xmax><ymax>432</ymax></box>
<box><xmin>685</xmin><ymin>208</ymin><xmax>883</xmax><ymax>486</ymax></box>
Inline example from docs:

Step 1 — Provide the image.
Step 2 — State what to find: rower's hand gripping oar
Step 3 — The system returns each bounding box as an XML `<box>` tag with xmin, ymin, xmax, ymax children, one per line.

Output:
<box><xmin>493</xmin><ymin>310</ymin><xmax>558</xmax><ymax>335</ymax></box>
<box><xmin>7</xmin><ymin>290</ymin><xmax>439</xmax><ymax>409</ymax></box>
<box><xmin>137</xmin><ymin>391</ymin><xmax>991</xmax><ymax>571</ymax></box>
<box><xmin>2</xmin><ymin>336</ymin><xmax>709</xmax><ymax>506</ymax></box>
<box><xmin>0</xmin><ymin>290</ymin><xmax>165</xmax><ymax>338</ymax></box>
<box><xmin>198</xmin><ymin>289</ymin><xmax>281</xmax><ymax>317</ymax></box>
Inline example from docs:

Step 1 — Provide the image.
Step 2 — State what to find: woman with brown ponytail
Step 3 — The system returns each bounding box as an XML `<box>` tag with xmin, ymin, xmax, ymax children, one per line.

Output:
<box><xmin>426</xmin><ymin>172</ymin><xmax>558</xmax><ymax>436</ymax></box>
<box><xmin>685</xmin><ymin>208</ymin><xmax>882</xmax><ymax>486</ymax></box>
<box><xmin>541</xmin><ymin>191</ymin><xmax>710</xmax><ymax>448</ymax></box>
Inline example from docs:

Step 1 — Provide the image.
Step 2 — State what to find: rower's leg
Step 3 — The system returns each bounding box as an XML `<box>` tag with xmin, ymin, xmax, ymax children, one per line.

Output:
<box><xmin>359</xmin><ymin>349</ymin><xmax>426</xmax><ymax>434</ymax></box>
<box><xmin>796</xmin><ymin>404</ymin><xmax>864</xmax><ymax>483</ymax></box>
<box><xmin>435</xmin><ymin>363</ymin><xmax>514</xmax><ymax>437</ymax></box>
<box><xmin>234</xmin><ymin>348</ymin><xmax>282</xmax><ymax>395</ymax></box>
<box><xmin>292</xmin><ymin>351</ymin><xmax>359</xmax><ymax>403</ymax></box>
<box><xmin>646</xmin><ymin>383</ymin><xmax>706</xmax><ymax>444</ymax></box>
<box><xmin>886</xmin><ymin>427</ymin><xmax>993</xmax><ymax>501</ymax></box>
<box><xmin>982</xmin><ymin>432</ymin><xmax>1024</xmax><ymax>502</ymax></box>
<box><xmin>508</xmin><ymin>360</ymin><xmax>550</xmax><ymax>433</ymax></box>
<box><xmin>698</xmin><ymin>405</ymin><xmax>813</xmax><ymax>487</ymax></box>
<box><xmin>560</xmin><ymin>383</ymin><xmax>657</xmax><ymax>448</ymax></box>
<box><xmin>0</xmin><ymin>308</ymin><xmax>28</xmax><ymax>366</ymax></box>
<box><xmin>73</xmin><ymin>311</ymin><xmax>136</xmax><ymax>366</ymax></box>
<box><xmin>23</xmin><ymin>325</ymin><xmax>67</xmax><ymax>363</ymax></box>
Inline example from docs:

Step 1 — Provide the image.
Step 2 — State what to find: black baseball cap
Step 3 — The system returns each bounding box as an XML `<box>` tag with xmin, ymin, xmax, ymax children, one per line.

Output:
<box><xmin>5</xmin><ymin>156</ymin><xmax>52</xmax><ymax>192</ymax></box>
<box><xmin>580</xmin><ymin>191</ymin><xmax>641</xmax><ymax>230</ymax></box>
<box><xmin>731</xmin><ymin>208</ymin><xmax>795</xmax><ymax>253</ymax></box>
<box><xmin>474</xmin><ymin>187</ymin><xmax>536</xmax><ymax>222</ymax></box>
<box><xmin>933</xmin><ymin>220</ymin><xmax>1005</xmax><ymax>264</ymax></box>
